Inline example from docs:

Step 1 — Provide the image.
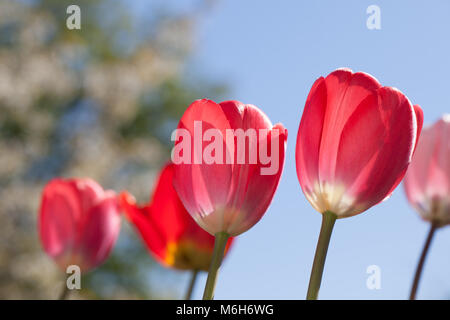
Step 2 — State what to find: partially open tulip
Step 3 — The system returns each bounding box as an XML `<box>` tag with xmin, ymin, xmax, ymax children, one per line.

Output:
<box><xmin>296</xmin><ymin>68</ymin><xmax>423</xmax><ymax>299</ymax></box>
<box><xmin>403</xmin><ymin>115</ymin><xmax>450</xmax><ymax>299</ymax></box>
<box><xmin>120</xmin><ymin>163</ymin><xmax>233</xmax><ymax>272</ymax></box>
<box><xmin>39</xmin><ymin>178</ymin><xmax>121</xmax><ymax>273</ymax></box>
<box><xmin>172</xmin><ymin>99</ymin><xmax>287</xmax><ymax>237</ymax></box>
<box><xmin>297</xmin><ymin>68</ymin><xmax>423</xmax><ymax>218</ymax></box>
<box><xmin>171</xmin><ymin>99</ymin><xmax>287</xmax><ymax>299</ymax></box>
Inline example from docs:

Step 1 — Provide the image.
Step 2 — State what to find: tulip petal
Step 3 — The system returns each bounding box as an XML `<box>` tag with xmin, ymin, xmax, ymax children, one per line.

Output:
<box><xmin>150</xmin><ymin>164</ymin><xmax>190</xmax><ymax>238</ymax></box>
<box><xmin>334</xmin><ymin>87</ymin><xmax>417</xmax><ymax>216</ymax></box>
<box><xmin>296</xmin><ymin>77</ymin><xmax>327</xmax><ymax>198</ymax></box>
<box><xmin>219</xmin><ymin>100</ymin><xmax>245</xmax><ymax>129</ymax></box>
<box><xmin>405</xmin><ymin>127</ymin><xmax>437</xmax><ymax>204</ymax></box>
<box><xmin>429</xmin><ymin>119</ymin><xmax>450</xmax><ymax>198</ymax></box>
<box><xmin>71</xmin><ymin>179</ymin><xmax>106</xmax><ymax>218</ymax></box>
<box><xmin>413</xmin><ymin>105</ymin><xmax>424</xmax><ymax>152</ymax></box>
<box><xmin>229</xmin><ymin>124</ymin><xmax>287</xmax><ymax>235</ymax></box>
<box><xmin>225</xmin><ymin>104</ymin><xmax>274</xmax><ymax>214</ymax></box>
<box><xmin>79</xmin><ymin>194</ymin><xmax>121</xmax><ymax>271</ymax></box>
<box><xmin>39</xmin><ymin>179</ymin><xmax>80</xmax><ymax>259</ymax></box>
<box><xmin>120</xmin><ymin>191</ymin><xmax>169</xmax><ymax>265</ymax></box>
<box><xmin>408</xmin><ymin>119</ymin><xmax>450</xmax><ymax>201</ymax></box>
<box><xmin>319</xmin><ymin>70</ymin><xmax>381</xmax><ymax>184</ymax></box>
<box><xmin>173</xmin><ymin>99</ymin><xmax>233</xmax><ymax>225</ymax></box>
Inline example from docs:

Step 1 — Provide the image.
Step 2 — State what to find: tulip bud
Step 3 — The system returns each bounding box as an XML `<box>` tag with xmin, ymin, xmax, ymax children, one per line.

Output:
<box><xmin>39</xmin><ymin>178</ymin><xmax>121</xmax><ymax>273</ymax></box>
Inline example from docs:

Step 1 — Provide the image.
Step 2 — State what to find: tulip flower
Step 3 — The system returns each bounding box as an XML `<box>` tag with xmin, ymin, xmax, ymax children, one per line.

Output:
<box><xmin>171</xmin><ymin>99</ymin><xmax>287</xmax><ymax>299</ymax></box>
<box><xmin>296</xmin><ymin>68</ymin><xmax>423</xmax><ymax>299</ymax></box>
<box><xmin>403</xmin><ymin>115</ymin><xmax>450</xmax><ymax>299</ymax></box>
<box><xmin>120</xmin><ymin>163</ymin><xmax>233</xmax><ymax>299</ymax></box>
<box><xmin>39</xmin><ymin>178</ymin><xmax>121</xmax><ymax>298</ymax></box>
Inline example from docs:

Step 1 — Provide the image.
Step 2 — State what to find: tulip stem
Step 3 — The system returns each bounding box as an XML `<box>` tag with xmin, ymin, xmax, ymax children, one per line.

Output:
<box><xmin>202</xmin><ymin>231</ymin><xmax>229</xmax><ymax>300</ymax></box>
<box><xmin>307</xmin><ymin>210</ymin><xmax>337</xmax><ymax>300</ymax></box>
<box><xmin>409</xmin><ymin>223</ymin><xmax>437</xmax><ymax>300</ymax></box>
<box><xmin>185</xmin><ymin>270</ymin><xmax>199</xmax><ymax>300</ymax></box>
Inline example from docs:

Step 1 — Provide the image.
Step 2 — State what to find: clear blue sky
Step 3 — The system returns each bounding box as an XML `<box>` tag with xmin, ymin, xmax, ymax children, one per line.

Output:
<box><xmin>141</xmin><ymin>0</ymin><xmax>450</xmax><ymax>299</ymax></box>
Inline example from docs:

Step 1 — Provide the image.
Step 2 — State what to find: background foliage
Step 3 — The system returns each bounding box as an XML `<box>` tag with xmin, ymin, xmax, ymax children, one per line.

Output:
<box><xmin>0</xmin><ymin>0</ymin><xmax>225</xmax><ymax>299</ymax></box>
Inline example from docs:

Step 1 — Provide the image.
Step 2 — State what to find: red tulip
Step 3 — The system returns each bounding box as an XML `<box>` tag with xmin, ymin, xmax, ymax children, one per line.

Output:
<box><xmin>296</xmin><ymin>68</ymin><xmax>423</xmax><ymax>218</ymax></box>
<box><xmin>298</xmin><ymin>68</ymin><xmax>424</xmax><ymax>300</ymax></box>
<box><xmin>171</xmin><ymin>99</ymin><xmax>287</xmax><ymax>236</ymax></box>
<box><xmin>39</xmin><ymin>178</ymin><xmax>121</xmax><ymax>273</ymax></box>
<box><xmin>404</xmin><ymin>116</ymin><xmax>450</xmax><ymax>227</ymax></box>
<box><xmin>120</xmin><ymin>163</ymin><xmax>233</xmax><ymax>271</ymax></box>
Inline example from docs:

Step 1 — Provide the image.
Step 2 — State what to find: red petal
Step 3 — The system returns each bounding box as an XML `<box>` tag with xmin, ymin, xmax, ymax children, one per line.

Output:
<box><xmin>150</xmin><ymin>164</ymin><xmax>192</xmax><ymax>241</ymax></box>
<box><xmin>319</xmin><ymin>70</ymin><xmax>381</xmax><ymax>183</ymax></box>
<box><xmin>335</xmin><ymin>87</ymin><xmax>416</xmax><ymax>215</ymax></box>
<box><xmin>227</xmin><ymin>123</ymin><xmax>287</xmax><ymax>235</ymax></box>
<box><xmin>296</xmin><ymin>77</ymin><xmax>327</xmax><ymax>196</ymax></box>
<box><xmin>120</xmin><ymin>191</ymin><xmax>170</xmax><ymax>265</ymax></box>
<box><xmin>39</xmin><ymin>179</ymin><xmax>81</xmax><ymax>263</ymax></box>
<box><xmin>68</xmin><ymin>179</ymin><xmax>106</xmax><ymax>218</ymax></box>
<box><xmin>225</xmin><ymin>104</ymin><xmax>274</xmax><ymax>209</ymax></box>
<box><xmin>413</xmin><ymin>105</ymin><xmax>424</xmax><ymax>153</ymax></box>
<box><xmin>79</xmin><ymin>194</ymin><xmax>121</xmax><ymax>272</ymax></box>
<box><xmin>404</xmin><ymin>126</ymin><xmax>438</xmax><ymax>209</ymax></box>
<box><xmin>173</xmin><ymin>99</ymin><xmax>233</xmax><ymax>227</ymax></box>
<box><xmin>218</xmin><ymin>100</ymin><xmax>245</xmax><ymax>129</ymax></box>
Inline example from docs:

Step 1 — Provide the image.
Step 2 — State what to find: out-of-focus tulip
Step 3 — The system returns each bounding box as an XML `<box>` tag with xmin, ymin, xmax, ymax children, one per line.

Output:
<box><xmin>404</xmin><ymin>116</ymin><xmax>450</xmax><ymax>227</ymax></box>
<box><xmin>403</xmin><ymin>115</ymin><xmax>450</xmax><ymax>300</ymax></box>
<box><xmin>171</xmin><ymin>99</ymin><xmax>287</xmax><ymax>237</ymax></box>
<box><xmin>296</xmin><ymin>68</ymin><xmax>423</xmax><ymax>300</ymax></box>
<box><xmin>120</xmin><ymin>163</ymin><xmax>233</xmax><ymax>271</ymax></box>
<box><xmin>39</xmin><ymin>178</ymin><xmax>121</xmax><ymax>273</ymax></box>
<box><xmin>296</xmin><ymin>68</ymin><xmax>423</xmax><ymax>218</ymax></box>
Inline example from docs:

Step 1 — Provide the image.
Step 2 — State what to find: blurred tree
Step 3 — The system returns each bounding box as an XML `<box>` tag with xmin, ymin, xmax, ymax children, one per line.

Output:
<box><xmin>0</xmin><ymin>0</ymin><xmax>225</xmax><ymax>299</ymax></box>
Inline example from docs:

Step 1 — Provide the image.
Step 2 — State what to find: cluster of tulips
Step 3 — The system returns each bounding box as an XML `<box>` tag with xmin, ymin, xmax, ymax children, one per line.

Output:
<box><xmin>38</xmin><ymin>68</ymin><xmax>450</xmax><ymax>300</ymax></box>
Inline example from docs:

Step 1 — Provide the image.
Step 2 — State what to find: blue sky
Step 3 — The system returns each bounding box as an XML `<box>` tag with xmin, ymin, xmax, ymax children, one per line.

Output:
<box><xmin>141</xmin><ymin>0</ymin><xmax>450</xmax><ymax>299</ymax></box>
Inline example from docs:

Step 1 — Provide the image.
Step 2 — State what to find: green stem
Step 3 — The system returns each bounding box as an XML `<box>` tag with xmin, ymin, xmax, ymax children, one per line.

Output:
<box><xmin>409</xmin><ymin>223</ymin><xmax>437</xmax><ymax>300</ymax></box>
<box><xmin>184</xmin><ymin>270</ymin><xmax>199</xmax><ymax>300</ymax></box>
<box><xmin>307</xmin><ymin>210</ymin><xmax>337</xmax><ymax>300</ymax></box>
<box><xmin>202</xmin><ymin>231</ymin><xmax>229</xmax><ymax>300</ymax></box>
